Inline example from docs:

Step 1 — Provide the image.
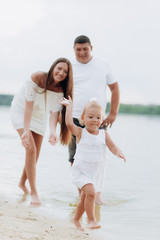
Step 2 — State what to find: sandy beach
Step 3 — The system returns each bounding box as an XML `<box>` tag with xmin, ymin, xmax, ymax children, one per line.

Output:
<box><xmin>0</xmin><ymin>199</ymin><xmax>106</xmax><ymax>240</ymax></box>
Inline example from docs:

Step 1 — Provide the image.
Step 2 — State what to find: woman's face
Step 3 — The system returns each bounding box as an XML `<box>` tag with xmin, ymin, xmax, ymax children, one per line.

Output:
<box><xmin>53</xmin><ymin>62</ymin><xmax>68</xmax><ymax>84</ymax></box>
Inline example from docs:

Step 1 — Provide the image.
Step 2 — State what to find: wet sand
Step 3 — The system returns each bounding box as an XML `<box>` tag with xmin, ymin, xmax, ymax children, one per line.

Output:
<box><xmin>0</xmin><ymin>199</ymin><xmax>107</xmax><ymax>240</ymax></box>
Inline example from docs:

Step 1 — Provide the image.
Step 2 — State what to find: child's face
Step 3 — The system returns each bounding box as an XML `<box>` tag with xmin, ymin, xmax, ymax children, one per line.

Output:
<box><xmin>82</xmin><ymin>106</ymin><xmax>103</xmax><ymax>131</ymax></box>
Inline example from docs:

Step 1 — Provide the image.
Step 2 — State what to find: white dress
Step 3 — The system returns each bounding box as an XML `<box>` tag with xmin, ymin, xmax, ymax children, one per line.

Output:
<box><xmin>10</xmin><ymin>80</ymin><xmax>63</xmax><ymax>136</ymax></box>
<box><xmin>72</xmin><ymin>128</ymin><xmax>106</xmax><ymax>189</ymax></box>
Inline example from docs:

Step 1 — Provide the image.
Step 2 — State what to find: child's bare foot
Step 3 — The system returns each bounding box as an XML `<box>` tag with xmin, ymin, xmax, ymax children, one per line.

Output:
<box><xmin>30</xmin><ymin>194</ymin><xmax>41</xmax><ymax>206</ymax></box>
<box><xmin>18</xmin><ymin>183</ymin><xmax>30</xmax><ymax>195</ymax></box>
<box><xmin>89</xmin><ymin>220</ymin><xmax>101</xmax><ymax>229</ymax></box>
<box><xmin>73</xmin><ymin>219</ymin><xmax>85</xmax><ymax>231</ymax></box>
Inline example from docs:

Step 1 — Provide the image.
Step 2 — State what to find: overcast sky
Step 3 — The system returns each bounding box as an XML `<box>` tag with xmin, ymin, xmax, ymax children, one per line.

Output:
<box><xmin>0</xmin><ymin>0</ymin><xmax>160</xmax><ymax>104</ymax></box>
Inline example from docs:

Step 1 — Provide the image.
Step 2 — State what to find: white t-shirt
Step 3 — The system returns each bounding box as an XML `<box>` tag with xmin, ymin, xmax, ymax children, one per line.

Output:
<box><xmin>71</xmin><ymin>57</ymin><xmax>117</xmax><ymax>118</ymax></box>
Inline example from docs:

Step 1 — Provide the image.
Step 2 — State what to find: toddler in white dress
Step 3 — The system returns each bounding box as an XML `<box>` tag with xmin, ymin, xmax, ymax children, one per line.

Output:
<box><xmin>59</xmin><ymin>96</ymin><xmax>126</xmax><ymax>231</ymax></box>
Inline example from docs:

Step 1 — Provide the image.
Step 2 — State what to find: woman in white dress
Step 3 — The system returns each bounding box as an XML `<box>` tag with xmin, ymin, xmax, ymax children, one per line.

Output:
<box><xmin>59</xmin><ymin>97</ymin><xmax>126</xmax><ymax>231</ymax></box>
<box><xmin>10</xmin><ymin>58</ymin><xmax>73</xmax><ymax>205</ymax></box>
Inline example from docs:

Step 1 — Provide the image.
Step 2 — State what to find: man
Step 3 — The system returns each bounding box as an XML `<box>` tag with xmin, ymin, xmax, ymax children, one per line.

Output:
<box><xmin>70</xmin><ymin>35</ymin><xmax>120</xmax><ymax>204</ymax></box>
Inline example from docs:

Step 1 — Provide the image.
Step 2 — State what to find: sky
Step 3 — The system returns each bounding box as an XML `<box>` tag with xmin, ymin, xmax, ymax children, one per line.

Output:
<box><xmin>0</xmin><ymin>0</ymin><xmax>160</xmax><ymax>105</ymax></box>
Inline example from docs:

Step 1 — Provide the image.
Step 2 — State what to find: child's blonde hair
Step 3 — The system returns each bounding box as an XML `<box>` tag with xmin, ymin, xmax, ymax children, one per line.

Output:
<box><xmin>79</xmin><ymin>99</ymin><xmax>104</xmax><ymax>125</ymax></box>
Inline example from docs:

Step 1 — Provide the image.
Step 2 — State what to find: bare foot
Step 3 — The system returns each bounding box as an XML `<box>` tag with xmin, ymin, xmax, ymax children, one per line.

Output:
<box><xmin>89</xmin><ymin>220</ymin><xmax>101</xmax><ymax>229</ymax></box>
<box><xmin>73</xmin><ymin>219</ymin><xmax>85</xmax><ymax>231</ymax></box>
<box><xmin>19</xmin><ymin>194</ymin><xmax>28</xmax><ymax>203</ymax></box>
<box><xmin>30</xmin><ymin>194</ymin><xmax>41</xmax><ymax>206</ymax></box>
<box><xmin>18</xmin><ymin>183</ymin><xmax>30</xmax><ymax>195</ymax></box>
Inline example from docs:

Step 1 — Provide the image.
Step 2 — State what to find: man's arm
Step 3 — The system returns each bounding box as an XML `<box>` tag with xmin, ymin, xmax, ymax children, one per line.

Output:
<box><xmin>102</xmin><ymin>82</ymin><xmax>120</xmax><ymax>128</ymax></box>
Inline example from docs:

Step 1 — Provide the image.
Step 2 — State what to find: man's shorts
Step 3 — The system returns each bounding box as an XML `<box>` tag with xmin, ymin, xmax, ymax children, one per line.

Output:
<box><xmin>68</xmin><ymin>118</ymin><xmax>84</xmax><ymax>163</ymax></box>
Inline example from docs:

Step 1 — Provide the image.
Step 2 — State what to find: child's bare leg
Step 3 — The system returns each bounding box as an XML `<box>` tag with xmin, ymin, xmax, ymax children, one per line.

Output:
<box><xmin>78</xmin><ymin>187</ymin><xmax>82</xmax><ymax>196</ymax></box>
<box><xmin>82</xmin><ymin>184</ymin><xmax>101</xmax><ymax>229</ymax></box>
<box><xmin>73</xmin><ymin>191</ymin><xmax>85</xmax><ymax>231</ymax></box>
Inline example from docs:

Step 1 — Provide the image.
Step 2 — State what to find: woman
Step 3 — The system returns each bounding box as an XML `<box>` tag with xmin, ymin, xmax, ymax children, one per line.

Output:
<box><xmin>10</xmin><ymin>58</ymin><xmax>73</xmax><ymax>205</ymax></box>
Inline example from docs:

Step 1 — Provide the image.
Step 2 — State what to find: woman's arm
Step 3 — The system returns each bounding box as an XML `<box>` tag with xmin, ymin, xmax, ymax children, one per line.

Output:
<box><xmin>21</xmin><ymin>100</ymin><xmax>34</xmax><ymax>147</ymax></box>
<box><xmin>48</xmin><ymin>111</ymin><xmax>59</xmax><ymax>145</ymax></box>
<box><xmin>59</xmin><ymin>96</ymin><xmax>82</xmax><ymax>138</ymax></box>
<box><xmin>105</xmin><ymin>131</ymin><xmax>126</xmax><ymax>162</ymax></box>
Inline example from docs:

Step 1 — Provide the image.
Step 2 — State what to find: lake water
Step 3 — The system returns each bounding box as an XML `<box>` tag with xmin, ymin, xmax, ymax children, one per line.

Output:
<box><xmin>0</xmin><ymin>106</ymin><xmax>160</xmax><ymax>240</ymax></box>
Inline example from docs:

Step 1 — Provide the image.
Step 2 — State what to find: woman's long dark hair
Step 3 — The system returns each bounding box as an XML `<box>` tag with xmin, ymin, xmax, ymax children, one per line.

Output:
<box><xmin>46</xmin><ymin>58</ymin><xmax>73</xmax><ymax>145</ymax></box>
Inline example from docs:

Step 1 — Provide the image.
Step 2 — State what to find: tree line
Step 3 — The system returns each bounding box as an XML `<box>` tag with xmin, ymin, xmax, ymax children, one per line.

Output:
<box><xmin>106</xmin><ymin>103</ymin><xmax>160</xmax><ymax>115</ymax></box>
<box><xmin>0</xmin><ymin>94</ymin><xmax>160</xmax><ymax>115</ymax></box>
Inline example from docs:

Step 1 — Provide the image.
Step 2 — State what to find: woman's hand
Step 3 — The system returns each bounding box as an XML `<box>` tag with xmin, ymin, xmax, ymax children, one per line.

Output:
<box><xmin>21</xmin><ymin>130</ymin><xmax>30</xmax><ymax>148</ymax></box>
<box><xmin>48</xmin><ymin>132</ymin><xmax>58</xmax><ymax>145</ymax></box>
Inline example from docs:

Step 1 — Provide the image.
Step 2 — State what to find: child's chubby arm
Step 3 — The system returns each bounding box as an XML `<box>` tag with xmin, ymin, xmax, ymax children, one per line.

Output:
<box><xmin>58</xmin><ymin>96</ymin><xmax>82</xmax><ymax>140</ymax></box>
<box><xmin>105</xmin><ymin>131</ymin><xmax>126</xmax><ymax>162</ymax></box>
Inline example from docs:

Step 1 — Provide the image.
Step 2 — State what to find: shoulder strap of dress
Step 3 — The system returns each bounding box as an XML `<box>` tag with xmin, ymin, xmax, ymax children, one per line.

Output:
<box><xmin>99</xmin><ymin>129</ymin><xmax>106</xmax><ymax>138</ymax></box>
<box><xmin>81</xmin><ymin>127</ymin><xmax>87</xmax><ymax>137</ymax></box>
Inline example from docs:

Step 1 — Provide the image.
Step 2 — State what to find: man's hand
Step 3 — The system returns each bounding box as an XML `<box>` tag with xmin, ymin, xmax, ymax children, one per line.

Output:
<box><xmin>101</xmin><ymin>113</ymin><xmax>117</xmax><ymax>128</ymax></box>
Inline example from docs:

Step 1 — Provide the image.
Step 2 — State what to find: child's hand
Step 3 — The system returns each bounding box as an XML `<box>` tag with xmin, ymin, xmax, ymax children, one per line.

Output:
<box><xmin>58</xmin><ymin>96</ymin><xmax>72</xmax><ymax>107</ymax></box>
<box><xmin>116</xmin><ymin>151</ymin><xmax>126</xmax><ymax>162</ymax></box>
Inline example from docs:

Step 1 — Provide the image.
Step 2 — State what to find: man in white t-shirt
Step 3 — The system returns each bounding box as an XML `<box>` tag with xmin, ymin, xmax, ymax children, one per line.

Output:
<box><xmin>70</xmin><ymin>35</ymin><xmax>120</xmax><ymax>204</ymax></box>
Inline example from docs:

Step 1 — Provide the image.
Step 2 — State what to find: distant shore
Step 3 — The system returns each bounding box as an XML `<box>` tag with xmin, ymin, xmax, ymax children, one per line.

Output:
<box><xmin>0</xmin><ymin>198</ymin><xmax>106</xmax><ymax>240</ymax></box>
<box><xmin>0</xmin><ymin>94</ymin><xmax>160</xmax><ymax>115</ymax></box>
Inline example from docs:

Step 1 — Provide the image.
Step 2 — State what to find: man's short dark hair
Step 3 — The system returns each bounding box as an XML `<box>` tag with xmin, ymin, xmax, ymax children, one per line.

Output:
<box><xmin>74</xmin><ymin>35</ymin><xmax>91</xmax><ymax>46</ymax></box>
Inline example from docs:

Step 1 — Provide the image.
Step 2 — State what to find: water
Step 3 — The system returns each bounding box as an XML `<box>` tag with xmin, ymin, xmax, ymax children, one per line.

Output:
<box><xmin>0</xmin><ymin>106</ymin><xmax>160</xmax><ymax>240</ymax></box>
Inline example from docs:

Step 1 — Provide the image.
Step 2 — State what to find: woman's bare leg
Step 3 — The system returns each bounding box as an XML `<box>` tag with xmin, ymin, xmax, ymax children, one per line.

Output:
<box><xmin>18</xmin><ymin>167</ymin><xmax>30</xmax><ymax>194</ymax></box>
<box><xmin>17</xmin><ymin>129</ymin><xmax>43</xmax><ymax>204</ymax></box>
<box><xmin>18</xmin><ymin>130</ymin><xmax>43</xmax><ymax>195</ymax></box>
<box><xmin>82</xmin><ymin>184</ymin><xmax>101</xmax><ymax>229</ymax></box>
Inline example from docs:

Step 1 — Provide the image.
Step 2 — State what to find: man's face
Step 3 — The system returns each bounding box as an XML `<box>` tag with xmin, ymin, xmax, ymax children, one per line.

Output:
<box><xmin>74</xmin><ymin>43</ymin><xmax>92</xmax><ymax>64</ymax></box>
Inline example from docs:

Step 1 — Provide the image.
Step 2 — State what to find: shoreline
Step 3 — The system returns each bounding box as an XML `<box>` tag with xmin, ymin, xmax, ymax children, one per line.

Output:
<box><xmin>0</xmin><ymin>198</ymin><xmax>107</xmax><ymax>240</ymax></box>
